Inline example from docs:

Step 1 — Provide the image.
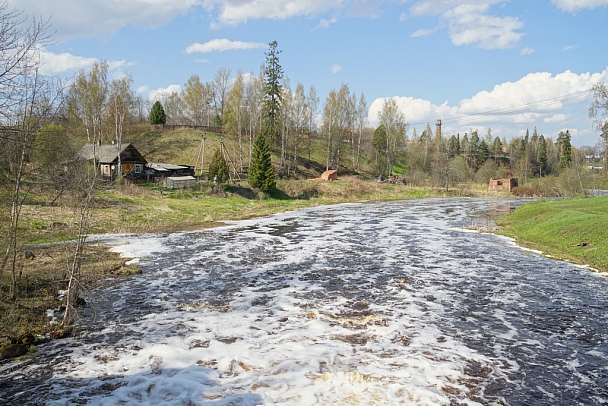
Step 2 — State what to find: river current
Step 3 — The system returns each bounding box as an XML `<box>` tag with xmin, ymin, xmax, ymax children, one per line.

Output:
<box><xmin>1</xmin><ymin>198</ymin><xmax>607</xmax><ymax>405</ymax></box>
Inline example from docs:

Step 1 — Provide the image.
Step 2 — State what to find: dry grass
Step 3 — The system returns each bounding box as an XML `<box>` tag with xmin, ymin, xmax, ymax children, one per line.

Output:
<box><xmin>0</xmin><ymin>243</ymin><xmax>137</xmax><ymax>351</ymax></box>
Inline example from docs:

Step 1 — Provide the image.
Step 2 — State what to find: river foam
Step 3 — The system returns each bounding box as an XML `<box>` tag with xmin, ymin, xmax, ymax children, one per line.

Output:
<box><xmin>2</xmin><ymin>198</ymin><xmax>607</xmax><ymax>405</ymax></box>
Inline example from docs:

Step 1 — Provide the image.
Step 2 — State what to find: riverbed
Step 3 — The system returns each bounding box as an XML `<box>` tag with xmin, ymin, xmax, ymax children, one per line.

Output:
<box><xmin>1</xmin><ymin>198</ymin><xmax>607</xmax><ymax>405</ymax></box>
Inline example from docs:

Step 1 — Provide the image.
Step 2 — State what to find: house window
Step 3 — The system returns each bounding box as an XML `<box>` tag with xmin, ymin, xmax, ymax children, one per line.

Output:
<box><xmin>103</xmin><ymin>165</ymin><xmax>110</xmax><ymax>175</ymax></box>
<box><xmin>134</xmin><ymin>164</ymin><xmax>142</xmax><ymax>174</ymax></box>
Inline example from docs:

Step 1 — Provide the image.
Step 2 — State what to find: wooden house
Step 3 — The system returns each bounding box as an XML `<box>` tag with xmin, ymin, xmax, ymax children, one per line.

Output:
<box><xmin>77</xmin><ymin>143</ymin><xmax>147</xmax><ymax>180</ymax></box>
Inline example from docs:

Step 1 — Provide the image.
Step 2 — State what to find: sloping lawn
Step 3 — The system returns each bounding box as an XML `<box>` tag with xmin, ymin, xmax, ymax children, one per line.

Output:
<box><xmin>497</xmin><ymin>196</ymin><xmax>608</xmax><ymax>272</ymax></box>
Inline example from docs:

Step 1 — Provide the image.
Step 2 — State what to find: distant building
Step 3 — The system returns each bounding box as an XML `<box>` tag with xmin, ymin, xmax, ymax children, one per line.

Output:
<box><xmin>76</xmin><ymin>143</ymin><xmax>147</xmax><ymax>180</ymax></box>
<box><xmin>488</xmin><ymin>177</ymin><xmax>518</xmax><ymax>192</ymax></box>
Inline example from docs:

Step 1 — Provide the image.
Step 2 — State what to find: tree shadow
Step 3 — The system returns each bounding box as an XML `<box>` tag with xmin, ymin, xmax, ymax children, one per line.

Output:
<box><xmin>268</xmin><ymin>188</ymin><xmax>295</xmax><ymax>200</ymax></box>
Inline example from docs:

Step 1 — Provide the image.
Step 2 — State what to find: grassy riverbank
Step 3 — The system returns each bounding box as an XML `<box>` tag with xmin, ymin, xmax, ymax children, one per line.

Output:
<box><xmin>496</xmin><ymin>196</ymin><xmax>608</xmax><ymax>272</ymax></box>
<box><xmin>17</xmin><ymin>177</ymin><xmax>490</xmax><ymax>243</ymax></box>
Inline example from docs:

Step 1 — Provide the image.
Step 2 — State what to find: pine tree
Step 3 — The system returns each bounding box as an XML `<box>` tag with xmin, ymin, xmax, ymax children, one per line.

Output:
<box><xmin>149</xmin><ymin>101</ymin><xmax>166</xmax><ymax>125</ymax></box>
<box><xmin>248</xmin><ymin>132</ymin><xmax>275</xmax><ymax>192</ymax></box>
<box><xmin>209</xmin><ymin>148</ymin><xmax>229</xmax><ymax>184</ymax></box>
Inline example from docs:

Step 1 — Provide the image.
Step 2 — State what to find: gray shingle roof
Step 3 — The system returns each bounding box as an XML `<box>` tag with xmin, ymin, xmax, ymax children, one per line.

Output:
<box><xmin>76</xmin><ymin>143</ymin><xmax>131</xmax><ymax>163</ymax></box>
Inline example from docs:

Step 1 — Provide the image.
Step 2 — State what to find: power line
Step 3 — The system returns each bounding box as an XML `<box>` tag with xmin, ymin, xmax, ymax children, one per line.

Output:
<box><xmin>408</xmin><ymin>89</ymin><xmax>592</xmax><ymax>129</ymax></box>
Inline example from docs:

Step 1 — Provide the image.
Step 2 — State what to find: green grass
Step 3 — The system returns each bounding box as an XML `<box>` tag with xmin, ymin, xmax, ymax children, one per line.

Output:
<box><xmin>496</xmin><ymin>196</ymin><xmax>608</xmax><ymax>271</ymax></box>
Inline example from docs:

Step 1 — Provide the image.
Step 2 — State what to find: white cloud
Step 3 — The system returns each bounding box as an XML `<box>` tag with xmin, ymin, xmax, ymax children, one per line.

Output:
<box><xmin>38</xmin><ymin>49</ymin><xmax>97</xmax><ymax>76</ymax></box>
<box><xmin>204</xmin><ymin>0</ymin><xmax>341</xmax><ymax>25</ymax></box>
<box><xmin>551</xmin><ymin>0</ymin><xmax>608</xmax><ymax>12</ymax></box>
<box><xmin>315</xmin><ymin>17</ymin><xmax>337</xmax><ymax>30</ymax></box>
<box><xmin>411</xmin><ymin>28</ymin><xmax>435</xmax><ymax>38</ymax></box>
<box><xmin>368</xmin><ymin>68</ymin><xmax>608</xmax><ymax>145</ymax></box>
<box><xmin>185</xmin><ymin>39</ymin><xmax>266</xmax><ymax>54</ymax></box>
<box><xmin>544</xmin><ymin>113</ymin><xmax>568</xmax><ymax>124</ymax></box>
<box><xmin>521</xmin><ymin>47</ymin><xmax>535</xmax><ymax>55</ymax></box>
<box><xmin>562</xmin><ymin>45</ymin><xmax>578</xmax><ymax>51</ymax></box>
<box><xmin>38</xmin><ymin>48</ymin><xmax>131</xmax><ymax>76</ymax></box>
<box><xmin>10</xmin><ymin>0</ymin><xmax>200</xmax><ymax>40</ymax></box>
<box><xmin>410</xmin><ymin>1</ymin><xmax>524</xmax><ymax>49</ymax></box>
<box><xmin>149</xmin><ymin>85</ymin><xmax>181</xmax><ymax>102</ymax></box>
<box><xmin>331</xmin><ymin>64</ymin><xmax>343</xmax><ymax>73</ymax></box>
<box><xmin>136</xmin><ymin>85</ymin><xmax>149</xmax><ymax>95</ymax></box>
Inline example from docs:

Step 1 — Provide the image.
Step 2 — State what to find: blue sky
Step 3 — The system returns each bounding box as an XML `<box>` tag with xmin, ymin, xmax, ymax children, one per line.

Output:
<box><xmin>13</xmin><ymin>0</ymin><xmax>608</xmax><ymax>147</ymax></box>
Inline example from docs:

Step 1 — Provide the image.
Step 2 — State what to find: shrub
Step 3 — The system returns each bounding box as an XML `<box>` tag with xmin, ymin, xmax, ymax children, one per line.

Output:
<box><xmin>209</xmin><ymin>149</ymin><xmax>230</xmax><ymax>184</ymax></box>
<box><xmin>511</xmin><ymin>186</ymin><xmax>538</xmax><ymax>197</ymax></box>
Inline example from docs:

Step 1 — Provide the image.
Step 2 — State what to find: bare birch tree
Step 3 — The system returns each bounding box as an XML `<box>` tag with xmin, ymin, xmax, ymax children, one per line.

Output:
<box><xmin>245</xmin><ymin>69</ymin><xmax>265</xmax><ymax>166</ymax></box>
<box><xmin>354</xmin><ymin>93</ymin><xmax>368</xmax><ymax>170</ymax></box>
<box><xmin>213</xmin><ymin>67</ymin><xmax>232</xmax><ymax>125</ymax></box>
<box><xmin>183</xmin><ymin>74</ymin><xmax>212</xmax><ymax>126</ymax></box>
<box><xmin>305</xmin><ymin>85</ymin><xmax>319</xmax><ymax>165</ymax></box>
<box><xmin>291</xmin><ymin>83</ymin><xmax>307</xmax><ymax>175</ymax></box>
<box><xmin>69</xmin><ymin>61</ymin><xmax>109</xmax><ymax>144</ymax></box>
<box><xmin>108</xmin><ymin>74</ymin><xmax>135</xmax><ymax>176</ymax></box>
<box><xmin>378</xmin><ymin>98</ymin><xmax>407</xmax><ymax>176</ymax></box>
<box><xmin>0</xmin><ymin>2</ymin><xmax>54</xmax><ymax>291</ymax></box>
<box><xmin>589</xmin><ymin>83</ymin><xmax>608</xmax><ymax>167</ymax></box>
<box><xmin>225</xmin><ymin>70</ymin><xmax>246</xmax><ymax>171</ymax></box>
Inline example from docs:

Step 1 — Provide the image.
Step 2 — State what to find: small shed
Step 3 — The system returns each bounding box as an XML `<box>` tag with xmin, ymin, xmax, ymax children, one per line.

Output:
<box><xmin>147</xmin><ymin>163</ymin><xmax>195</xmax><ymax>178</ymax></box>
<box><xmin>163</xmin><ymin>176</ymin><xmax>196</xmax><ymax>189</ymax></box>
<box><xmin>320</xmin><ymin>170</ymin><xmax>338</xmax><ymax>181</ymax></box>
<box><xmin>488</xmin><ymin>177</ymin><xmax>518</xmax><ymax>192</ymax></box>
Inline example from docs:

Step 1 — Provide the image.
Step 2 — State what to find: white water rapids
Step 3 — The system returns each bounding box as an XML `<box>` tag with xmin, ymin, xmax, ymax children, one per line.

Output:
<box><xmin>1</xmin><ymin>198</ymin><xmax>607</xmax><ymax>405</ymax></box>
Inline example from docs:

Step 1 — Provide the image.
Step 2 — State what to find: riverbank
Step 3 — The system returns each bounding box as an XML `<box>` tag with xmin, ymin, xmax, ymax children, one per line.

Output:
<box><xmin>2</xmin><ymin>178</ymin><xmax>604</xmax><ymax>358</ymax></box>
<box><xmin>4</xmin><ymin>198</ymin><xmax>607</xmax><ymax>404</ymax></box>
<box><xmin>496</xmin><ymin>195</ymin><xmax>608</xmax><ymax>273</ymax></box>
<box><xmin>0</xmin><ymin>243</ymin><xmax>137</xmax><ymax>360</ymax></box>
<box><xmin>2</xmin><ymin>178</ymin><xmax>500</xmax><ymax>356</ymax></box>
<box><xmin>16</xmin><ymin>177</ymin><xmax>497</xmax><ymax>243</ymax></box>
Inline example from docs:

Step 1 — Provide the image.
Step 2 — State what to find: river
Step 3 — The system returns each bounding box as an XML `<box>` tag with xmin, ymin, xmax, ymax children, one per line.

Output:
<box><xmin>1</xmin><ymin>198</ymin><xmax>607</xmax><ymax>405</ymax></box>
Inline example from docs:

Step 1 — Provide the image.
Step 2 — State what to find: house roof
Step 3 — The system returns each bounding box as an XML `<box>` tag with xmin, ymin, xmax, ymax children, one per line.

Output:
<box><xmin>147</xmin><ymin>163</ymin><xmax>191</xmax><ymax>172</ymax></box>
<box><xmin>77</xmin><ymin>143</ymin><xmax>145</xmax><ymax>164</ymax></box>
<box><xmin>166</xmin><ymin>176</ymin><xmax>196</xmax><ymax>181</ymax></box>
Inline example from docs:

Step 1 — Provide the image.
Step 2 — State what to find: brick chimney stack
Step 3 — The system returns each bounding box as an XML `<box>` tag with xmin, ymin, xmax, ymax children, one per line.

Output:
<box><xmin>436</xmin><ymin>119</ymin><xmax>442</xmax><ymax>139</ymax></box>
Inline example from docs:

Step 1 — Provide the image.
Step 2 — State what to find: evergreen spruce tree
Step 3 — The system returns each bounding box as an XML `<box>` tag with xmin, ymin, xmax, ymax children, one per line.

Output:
<box><xmin>209</xmin><ymin>148</ymin><xmax>229</xmax><ymax>184</ymax></box>
<box><xmin>448</xmin><ymin>134</ymin><xmax>460</xmax><ymax>158</ymax></box>
<box><xmin>538</xmin><ymin>134</ymin><xmax>548</xmax><ymax>176</ymax></box>
<box><xmin>248</xmin><ymin>132</ymin><xmax>275</xmax><ymax>192</ymax></box>
<box><xmin>372</xmin><ymin>125</ymin><xmax>388</xmax><ymax>157</ymax></box>
<box><xmin>558</xmin><ymin>130</ymin><xmax>572</xmax><ymax>171</ymax></box>
<box><xmin>263</xmin><ymin>41</ymin><xmax>284</xmax><ymax>145</ymax></box>
<box><xmin>477</xmin><ymin>140</ymin><xmax>489</xmax><ymax>167</ymax></box>
<box><xmin>149</xmin><ymin>101</ymin><xmax>166</xmax><ymax>125</ymax></box>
